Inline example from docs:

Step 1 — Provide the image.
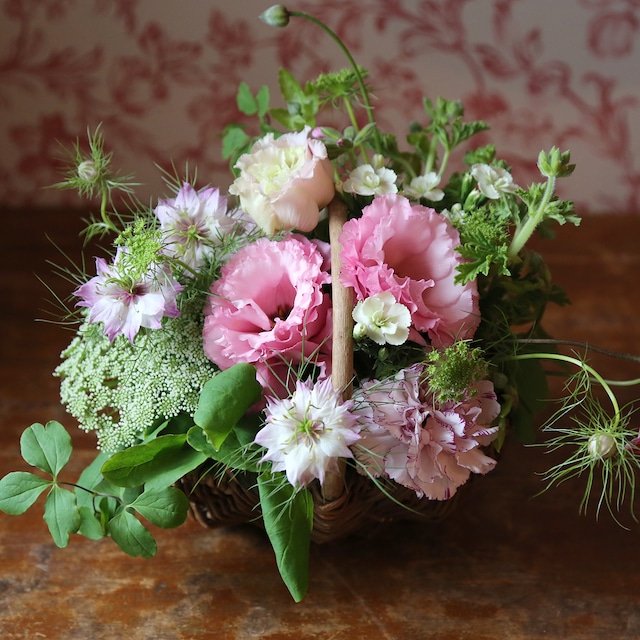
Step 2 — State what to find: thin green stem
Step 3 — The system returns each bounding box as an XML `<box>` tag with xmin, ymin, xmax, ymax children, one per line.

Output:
<box><xmin>513</xmin><ymin>352</ymin><xmax>621</xmax><ymax>427</ymax></box>
<box><xmin>289</xmin><ymin>10</ymin><xmax>382</xmax><ymax>153</ymax></box>
<box><xmin>507</xmin><ymin>174</ymin><xmax>556</xmax><ymax>261</ymax></box>
<box><xmin>343</xmin><ymin>97</ymin><xmax>370</xmax><ymax>164</ymax></box>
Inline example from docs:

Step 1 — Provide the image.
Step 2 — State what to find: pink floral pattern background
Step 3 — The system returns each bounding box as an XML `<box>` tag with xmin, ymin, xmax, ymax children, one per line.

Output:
<box><xmin>2</xmin><ymin>0</ymin><xmax>640</xmax><ymax>214</ymax></box>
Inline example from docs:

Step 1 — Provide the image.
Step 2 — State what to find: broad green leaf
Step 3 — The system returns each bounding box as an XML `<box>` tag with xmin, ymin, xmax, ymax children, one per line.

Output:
<box><xmin>101</xmin><ymin>434</ymin><xmax>206</xmax><ymax>489</ymax></box>
<box><xmin>258</xmin><ymin>473</ymin><xmax>313</xmax><ymax>602</ymax></box>
<box><xmin>237</xmin><ymin>81</ymin><xmax>258</xmax><ymax>115</ymax></box>
<box><xmin>0</xmin><ymin>471</ymin><xmax>51</xmax><ymax>515</ymax></box>
<box><xmin>278</xmin><ymin>68</ymin><xmax>305</xmax><ymax>104</ymax></box>
<box><xmin>256</xmin><ymin>85</ymin><xmax>270</xmax><ymax>117</ymax></box>
<box><xmin>43</xmin><ymin>485</ymin><xmax>81</xmax><ymax>548</ymax></box>
<box><xmin>77</xmin><ymin>506</ymin><xmax>105</xmax><ymax>540</ymax></box>
<box><xmin>130</xmin><ymin>487</ymin><xmax>189</xmax><ymax>529</ymax></box>
<box><xmin>75</xmin><ymin>451</ymin><xmax>111</xmax><ymax>510</ymax></box>
<box><xmin>222</xmin><ymin>125</ymin><xmax>250</xmax><ymax>160</ymax></box>
<box><xmin>107</xmin><ymin>509</ymin><xmax>157</xmax><ymax>558</ymax></box>
<box><xmin>194</xmin><ymin>364</ymin><xmax>262</xmax><ymax>451</ymax></box>
<box><xmin>20</xmin><ymin>421</ymin><xmax>72</xmax><ymax>477</ymax></box>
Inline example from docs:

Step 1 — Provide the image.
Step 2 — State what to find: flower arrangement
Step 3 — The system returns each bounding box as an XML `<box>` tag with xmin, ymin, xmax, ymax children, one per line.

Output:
<box><xmin>2</xmin><ymin>5</ymin><xmax>640</xmax><ymax>603</ymax></box>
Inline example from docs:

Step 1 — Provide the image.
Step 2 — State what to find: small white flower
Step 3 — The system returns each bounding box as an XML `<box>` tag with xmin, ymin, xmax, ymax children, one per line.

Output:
<box><xmin>352</xmin><ymin>292</ymin><xmax>411</xmax><ymax>346</ymax></box>
<box><xmin>440</xmin><ymin>203</ymin><xmax>467</xmax><ymax>225</ymax></box>
<box><xmin>470</xmin><ymin>163</ymin><xmax>519</xmax><ymax>199</ymax></box>
<box><xmin>342</xmin><ymin>164</ymin><xmax>398</xmax><ymax>197</ymax></box>
<box><xmin>402</xmin><ymin>172</ymin><xmax>445</xmax><ymax>202</ymax></box>
<box><xmin>254</xmin><ymin>378</ymin><xmax>361</xmax><ymax>488</ymax></box>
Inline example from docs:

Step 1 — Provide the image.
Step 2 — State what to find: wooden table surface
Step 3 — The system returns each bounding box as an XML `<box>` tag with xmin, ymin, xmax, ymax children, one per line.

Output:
<box><xmin>1</xmin><ymin>208</ymin><xmax>640</xmax><ymax>639</ymax></box>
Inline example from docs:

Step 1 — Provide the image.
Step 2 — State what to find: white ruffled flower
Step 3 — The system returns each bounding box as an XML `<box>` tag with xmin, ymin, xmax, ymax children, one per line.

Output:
<box><xmin>402</xmin><ymin>172</ymin><xmax>445</xmax><ymax>201</ymax></box>
<box><xmin>342</xmin><ymin>164</ymin><xmax>398</xmax><ymax>197</ymax></box>
<box><xmin>254</xmin><ymin>378</ymin><xmax>361</xmax><ymax>488</ymax></box>
<box><xmin>470</xmin><ymin>163</ymin><xmax>519</xmax><ymax>199</ymax></box>
<box><xmin>352</xmin><ymin>292</ymin><xmax>411</xmax><ymax>346</ymax></box>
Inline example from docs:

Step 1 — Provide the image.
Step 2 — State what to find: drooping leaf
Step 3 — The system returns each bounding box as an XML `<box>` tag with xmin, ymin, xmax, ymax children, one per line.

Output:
<box><xmin>237</xmin><ymin>81</ymin><xmax>258</xmax><ymax>115</ymax></box>
<box><xmin>20</xmin><ymin>421</ymin><xmax>72</xmax><ymax>477</ymax></box>
<box><xmin>258</xmin><ymin>473</ymin><xmax>314</xmax><ymax>602</ymax></box>
<box><xmin>77</xmin><ymin>506</ymin><xmax>105</xmax><ymax>540</ymax></box>
<box><xmin>43</xmin><ymin>485</ymin><xmax>81</xmax><ymax>548</ymax></box>
<box><xmin>130</xmin><ymin>487</ymin><xmax>190</xmax><ymax>529</ymax></box>
<box><xmin>194</xmin><ymin>364</ymin><xmax>262</xmax><ymax>451</ymax></box>
<box><xmin>107</xmin><ymin>509</ymin><xmax>157</xmax><ymax>558</ymax></box>
<box><xmin>0</xmin><ymin>471</ymin><xmax>51</xmax><ymax>515</ymax></box>
<box><xmin>101</xmin><ymin>434</ymin><xmax>206</xmax><ymax>489</ymax></box>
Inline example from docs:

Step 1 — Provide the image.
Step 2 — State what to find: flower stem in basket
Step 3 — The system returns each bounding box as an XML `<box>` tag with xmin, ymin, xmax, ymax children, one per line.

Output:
<box><xmin>322</xmin><ymin>196</ymin><xmax>354</xmax><ymax>501</ymax></box>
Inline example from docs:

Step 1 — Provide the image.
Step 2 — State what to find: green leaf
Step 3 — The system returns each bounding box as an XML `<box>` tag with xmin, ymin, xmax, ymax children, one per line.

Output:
<box><xmin>258</xmin><ymin>473</ymin><xmax>313</xmax><ymax>602</ymax></box>
<box><xmin>20</xmin><ymin>421</ymin><xmax>72</xmax><ymax>477</ymax></box>
<box><xmin>508</xmin><ymin>358</ymin><xmax>549</xmax><ymax>443</ymax></box>
<box><xmin>256</xmin><ymin>85</ymin><xmax>270</xmax><ymax>117</ymax></box>
<box><xmin>222</xmin><ymin>125</ymin><xmax>250</xmax><ymax>160</ymax></box>
<box><xmin>101</xmin><ymin>434</ymin><xmax>206</xmax><ymax>489</ymax></box>
<box><xmin>130</xmin><ymin>487</ymin><xmax>190</xmax><ymax>529</ymax></box>
<box><xmin>278</xmin><ymin>68</ymin><xmax>305</xmax><ymax>104</ymax></box>
<box><xmin>77</xmin><ymin>506</ymin><xmax>105</xmax><ymax>540</ymax></box>
<box><xmin>187</xmin><ymin>422</ymin><xmax>261</xmax><ymax>472</ymax></box>
<box><xmin>194</xmin><ymin>364</ymin><xmax>263</xmax><ymax>451</ymax></box>
<box><xmin>237</xmin><ymin>82</ymin><xmax>258</xmax><ymax>115</ymax></box>
<box><xmin>0</xmin><ymin>471</ymin><xmax>51</xmax><ymax>515</ymax></box>
<box><xmin>107</xmin><ymin>509</ymin><xmax>157</xmax><ymax>558</ymax></box>
<box><xmin>75</xmin><ymin>451</ymin><xmax>111</xmax><ymax>510</ymax></box>
<box><xmin>43</xmin><ymin>485</ymin><xmax>81</xmax><ymax>548</ymax></box>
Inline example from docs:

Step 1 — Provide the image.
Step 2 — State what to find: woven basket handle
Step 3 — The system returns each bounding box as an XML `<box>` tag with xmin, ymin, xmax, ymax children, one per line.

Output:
<box><xmin>322</xmin><ymin>196</ymin><xmax>354</xmax><ymax>501</ymax></box>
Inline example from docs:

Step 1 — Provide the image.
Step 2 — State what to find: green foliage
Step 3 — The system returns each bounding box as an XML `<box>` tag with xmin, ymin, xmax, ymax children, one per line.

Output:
<box><xmin>194</xmin><ymin>363</ymin><xmax>263</xmax><ymax>450</ymax></box>
<box><xmin>0</xmin><ymin>422</ymin><xmax>191</xmax><ymax>556</ymax></box>
<box><xmin>258</xmin><ymin>473</ymin><xmax>314</xmax><ymax>602</ymax></box>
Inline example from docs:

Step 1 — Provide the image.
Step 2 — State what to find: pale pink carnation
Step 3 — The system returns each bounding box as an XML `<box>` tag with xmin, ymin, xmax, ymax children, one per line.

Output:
<box><xmin>74</xmin><ymin>251</ymin><xmax>183</xmax><ymax>343</ymax></box>
<box><xmin>354</xmin><ymin>366</ymin><xmax>500</xmax><ymax>500</ymax></box>
<box><xmin>339</xmin><ymin>194</ymin><xmax>480</xmax><ymax>348</ymax></box>
<box><xmin>255</xmin><ymin>377</ymin><xmax>361</xmax><ymax>488</ymax></box>
<box><xmin>202</xmin><ymin>235</ymin><xmax>332</xmax><ymax>395</ymax></box>
<box><xmin>229</xmin><ymin>126</ymin><xmax>335</xmax><ymax>235</ymax></box>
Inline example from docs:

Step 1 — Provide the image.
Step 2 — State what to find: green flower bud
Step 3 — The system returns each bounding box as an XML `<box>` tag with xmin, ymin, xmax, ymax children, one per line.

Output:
<box><xmin>587</xmin><ymin>432</ymin><xmax>617</xmax><ymax>461</ymax></box>
<box><xmin>77</xmin><ymin>159</ymin><xmax>99</xmax><ymax>182</ymax></box>
<box><xmin>260</xmin><ymin>5</ymin><xmax>290</xmax><ymax>28</ymax></box>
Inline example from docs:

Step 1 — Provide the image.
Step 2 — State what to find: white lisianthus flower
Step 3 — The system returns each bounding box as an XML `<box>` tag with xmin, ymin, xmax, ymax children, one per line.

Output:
<box><xmin>342</xmin><ymin>164</ymin><xmax>398</xmax><ymax>196</ymax></box>
<box><xmin>470</xmin><ymin>163</ymin><xmax>519</xmax><ymax>199</ymax></box>
<box><xmin>352</xmin><ymin>292</ymin><xmax>411</xmax><ymax>346</ymax></box>
<box><xmin>402</xmin><ymin>172</ymin><xmax>445</xmax><ymax>201</ymax></box>
<box><xmin>254</xmin><ymin>378</ymin><xmax>361</xmax><ymax>488</ymax></box>
<box><xmin>229</xmin><ymin>126</ymin><xmax>335</xmax><ymax>235</ymax></box>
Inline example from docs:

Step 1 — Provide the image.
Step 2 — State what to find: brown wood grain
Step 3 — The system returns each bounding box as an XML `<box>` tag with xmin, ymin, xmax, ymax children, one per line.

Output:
<box><xmin>1</xmin><ymin>209</ymin><xmax>640</xmax><ymax>639</ymax></box>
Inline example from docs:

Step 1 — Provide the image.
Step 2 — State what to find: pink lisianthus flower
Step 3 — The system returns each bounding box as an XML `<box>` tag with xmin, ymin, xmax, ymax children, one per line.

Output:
<box><xmin>229</xmin><ymin>126</ymin><xmax>335</xmax><ymax>235</ymax></box>
<box><xmin>74</xmin><ymin>251</ymin><xmax>183</xmax><ymax>343</ymax></box>
<box><xmin>339</xmin><ymin>194</ymin><xmax>480</xmax><ymax>348</ymax></box>
<box><xmin>154</xmin><ymin>182</ymin><xmax>235</xmax><ymax>271</ymax></box>
<box><xmin>202</xmin><ymin>235</ymin><xmax>332</xmax><ymax>395</ymax></box>
<box><xmin>354</xmin><ymin>365</ymin><xmax>500</xmax><ymax>500</ymax></box>
<box><xmin>255</xmin><ymin>377</ymin><xmax>361</xmax><ymax>488</ymax></box>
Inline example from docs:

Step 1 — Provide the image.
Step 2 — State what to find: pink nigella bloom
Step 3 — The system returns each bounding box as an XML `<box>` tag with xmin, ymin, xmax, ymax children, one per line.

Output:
<box><xmin>74</xmin><ymin>250</ymin><xmax>183</xmax><ymax>343</ymax></box>
<box><xmin>154</xmin><ymin>182</ymin><xmax>235</xmax><ymax>271</ymax></box>
<box><xmin>202</xmin><ymin>235</ymin><xmax>332</xmax><ymax>396</ymax></box>
<box><xmin>339</xmin><ymin>194</ymin><xmax>480</xmax><ymax>348</ymax></box>
<box><xmin>255</xmin><ymin>377</ymin><xmax>361</xmax><ymax>488</ymax></box>
<box><xmin>354</xmin><ymin>365</ymin><xmax>500</xmax><ymax>500</ymax></box>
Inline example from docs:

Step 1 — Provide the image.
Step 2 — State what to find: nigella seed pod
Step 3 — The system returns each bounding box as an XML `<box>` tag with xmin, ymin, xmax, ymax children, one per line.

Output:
<box><xmin>259</xmin><ymin>5</ymin><xmax>290</xmax><ymax>28</ymax></box>
<box><xmin>587</xmin><ymin>432</ymin><xmax>617</xmax><ymax>461</ymax></box>
<box><xmin>77</xmin><ymin>160</ymin><xmax>99</xmax><ymax>183</ymax></box>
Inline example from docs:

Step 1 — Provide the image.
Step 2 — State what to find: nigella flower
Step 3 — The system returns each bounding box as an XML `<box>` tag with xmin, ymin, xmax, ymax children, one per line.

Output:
<box><xmin>154</xmin><ymin>182</ymin><xmax>234</xmax><ymax>271</ymax></box>
<box><xmin>74</xmin><ymin>249</ymin><xmax>183</xmax><ymax>343</ymax></box>
<box><xmin>254</xmin><ymin>377</ymin><xmax>361</xmax><ymax>488</ymax></box>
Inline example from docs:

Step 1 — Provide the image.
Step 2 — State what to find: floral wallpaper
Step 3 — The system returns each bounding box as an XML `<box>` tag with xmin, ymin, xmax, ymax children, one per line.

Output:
<box><xmin>2</xmin><ymin>0</ymin><xmax>640</xmax><ymax>214</ymax></box>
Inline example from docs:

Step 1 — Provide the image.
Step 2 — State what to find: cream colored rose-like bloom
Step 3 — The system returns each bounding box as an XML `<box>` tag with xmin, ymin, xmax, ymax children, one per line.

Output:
<box><xmin>229</xmin><ymin>126</ymin><xmax>335</xmax><ymax>235</ymax></box>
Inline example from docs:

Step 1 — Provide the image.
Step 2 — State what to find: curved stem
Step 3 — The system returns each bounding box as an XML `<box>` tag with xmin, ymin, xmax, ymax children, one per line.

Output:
<box><xmin>289</xmin><ymin>10</ymin><xmax>381</xmax><ymax>152</ymax></box>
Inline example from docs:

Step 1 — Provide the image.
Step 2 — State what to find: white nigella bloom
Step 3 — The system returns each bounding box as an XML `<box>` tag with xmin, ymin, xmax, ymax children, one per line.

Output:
<box><xmin>154</xmin><ymin>182</ymin><xmax>235</xmax><ymax>271</ymax></box>
<box><xmin>402</xmin><ymin>171</ymin><xmax>445</xmax><ymax>201</ymax></box>
<box><xmin>254</xmin><ymin>378</ymin><xmax>361</xmax><ymax>488</ymax></box>
<box><xmin>352</xmin><ymin>292</ymin><xmax>411</xmax><ymax>346</ymax></box>
<box><xmin>470</xmin><ymin>163</ymin><xmax>519</xmax><ymax>199</ymax></box>
<box><xmin>342</xmin><ymin>161</ymin><xmax>398</xmax><ymax>197</ymax></box>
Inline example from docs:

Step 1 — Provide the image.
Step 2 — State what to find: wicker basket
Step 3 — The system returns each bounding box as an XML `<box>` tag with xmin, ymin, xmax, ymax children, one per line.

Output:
<box><xmin>181</xmin><ymin>197</ymin><xmax>461</xmax><ymax>543</ymax></box>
